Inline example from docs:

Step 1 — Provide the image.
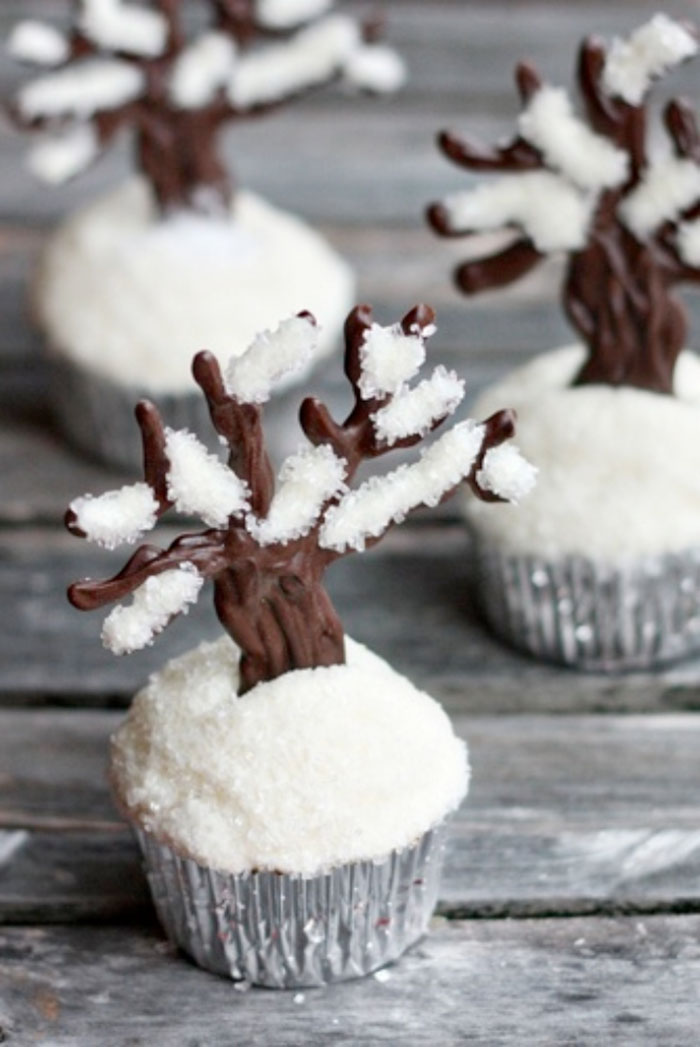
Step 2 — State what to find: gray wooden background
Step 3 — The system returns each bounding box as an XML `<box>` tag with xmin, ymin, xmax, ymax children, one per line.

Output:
<box><xmin>1</xmin><ymin>2</ymin><xmax>700</xmax><ymax>1044</ymax></box>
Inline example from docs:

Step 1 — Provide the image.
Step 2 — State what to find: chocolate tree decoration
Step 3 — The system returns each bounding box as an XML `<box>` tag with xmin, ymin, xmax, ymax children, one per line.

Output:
<box><xmin>427</xmin><ymin>14</ymin><xmax>700</xmax><ymax>395</ymax></box>
<box><xmin>9</xmin><ymin>1</ymin><xmax>404</xmax><ymax>214</ymax></box>
<box><xmin>65</xmin><ymin>305</ymin><xmax>534</xmax><ymax>694</ymax></box>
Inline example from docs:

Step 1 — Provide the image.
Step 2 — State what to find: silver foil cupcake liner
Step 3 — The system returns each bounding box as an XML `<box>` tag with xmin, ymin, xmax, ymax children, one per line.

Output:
<box><xmin>135</xmin><ymin>822</ymin><xmax>448</xmax><ymax>988</ymax></box>
<box><xmin>49</xmin><ymin>355</ymin><xmax>303</xmax><ymax>471</ymax></box>
<box><xmin>473</xmin><ymin>540</ymin><xmax>700</xmax><ymax>671</ymax></box>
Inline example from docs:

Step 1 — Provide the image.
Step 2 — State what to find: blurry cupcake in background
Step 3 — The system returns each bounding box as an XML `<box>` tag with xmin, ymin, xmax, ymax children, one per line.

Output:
<box><xmin>8</xmin><ymin>0</ymin><xmax>405</xmax><ymax>469</ymax></box>
<box><xmin>64</xmin><ymin>303</ymin><xmax>534</xmax><ymax>986</ymax></box>
<box><xmin>428</xmin><ymin>14</ymin><xmax>700</xmax><ymax>670</ymax></box>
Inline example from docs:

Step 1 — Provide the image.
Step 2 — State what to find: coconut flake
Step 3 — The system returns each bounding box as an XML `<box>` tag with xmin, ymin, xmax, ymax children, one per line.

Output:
<box><xmin>441</xmin><ymin>171</ymin><xmax>591</xmax><ymax>252</ymax></box>
<box><xmin>518</xmin><ymin>85</ymin><xmax>628</xmax><ymax>191</ymax></box>
<box><xmin>620</xmin><ymin>155</ymin><xmax>700</xmax><ymax>237</ymax></box>
<box><xmin>476</xmin><ymin>443</ymin><xmax>537</xmax><ymax>503</ymax></box>
<box><xmin>247</xmin><ymin>445</ymin><xmax>347</xmax><ymax>545</ymax></box>
<box><xmin>603</xmin><ymin>14</ymin><xmax>698</xmax><ymax>106</ymax></box>
<box><xmin>372</xmin><ymin>366</ymin><xmax>465</xmax><ymax>444</ymax></box>
<box><xmin>165</xmin><ymin>429</ymin><xmax>250</xmax><ymax>527</ymax></box>
<box><xmin>7</xmin><ymin>21</ymin><xmax>69</xmax><ymax>67</ymax></box>
<box><xmin>27</xmin><ymin>124</ymin><xmax>99</xmax><ymax>184</ymax></box>
<box><xmin>226</xmin><ymin>313</ymin><xmax>318</xmax><ymax>404</ymax></box>
<box><xmin>102</xmin><ymin>564</ymin><xmax>203</xmax><ymax>655</ymax></box>
<box><xmin>319</xmin><ymin>421</ymin><xmax>486</xmax><ymax>552</ymax></box>
<box><xmin>70</xmin><ymin>482</ymin><xmax>158</xmax><ymax>549</ymax></box>
<box><xmin>79</xmin><ymin>0</ymin><xmax>168</xmax><ymax>58</ymax></box>
<box><xmin>256</xmin><ymin>0</ymin><xmax>333</xmax><ymax>30</ymax></box>
<box><xmin>18</xmin><ymin>57</ymin><xmax>145</xmax><ymax>119</ymax></box>
<box><xmin>358</xmin><ymin>323</ymin><xmax>427</xmax><ymax>401</ymax></box>
<box><xmin>169</xmin><ymin>32</ymin><xmax>237</xmax><ymax>109</ymax></box>
<box><xmin>342</xmin><ymin>44</ymin><xmax>406</xmax><ymax>94</ymax></box>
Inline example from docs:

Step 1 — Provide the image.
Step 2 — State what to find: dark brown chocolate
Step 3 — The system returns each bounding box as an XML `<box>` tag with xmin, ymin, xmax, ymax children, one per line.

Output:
<box><xmin>67</xmin><ymin>305</ymin><xmax>515</xmax><ymax>695</ymax></box>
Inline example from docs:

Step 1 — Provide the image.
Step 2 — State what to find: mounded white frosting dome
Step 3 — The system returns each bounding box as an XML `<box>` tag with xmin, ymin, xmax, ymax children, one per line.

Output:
<box><xmin>111</xmin><ymin>636</ymin><xmax>469</xmax><ymax>875</ymax></box>
<box><xmin>34</xmin><ymin>178</ymin><xmax>355</xmax><ymax>393</ymax></box>
<box><xmin>465</xmin><ymin>344</ymin><xmax>700</xmax><ymax>561</ymax></box>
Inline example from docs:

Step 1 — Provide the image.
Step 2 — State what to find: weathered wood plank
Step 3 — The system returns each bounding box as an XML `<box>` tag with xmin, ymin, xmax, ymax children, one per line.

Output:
<box><xmin>3</xmin><ymin>527</ymin><xmax>700</xmax><ymax>712</ymax></box>
<box><xmin>1</xmin><ymin>916</ymin><xmax>699</xmax><ymax>1045</ymax></box>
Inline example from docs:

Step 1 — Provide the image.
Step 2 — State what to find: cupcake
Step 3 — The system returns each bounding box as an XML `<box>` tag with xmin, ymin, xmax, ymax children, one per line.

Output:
<box><xmin>427</xmin><ymin>14</ymin><xmax>700</xmax><ymax>670</ymax></box>
<box><xmin>9</xmin><ymin>2</ymin><xmax>405</xmax><ymax>469</ymax></box>
<box><xmin>65</xmin><ymin>303</ymin><xmax>534</xmax><ymax>986</ymax></box>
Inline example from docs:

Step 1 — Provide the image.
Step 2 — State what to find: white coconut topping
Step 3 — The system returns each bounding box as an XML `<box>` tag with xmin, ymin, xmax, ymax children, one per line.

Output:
<box><xmin>18</xmin><ymin>57</ymin><xmax>144</xmax><ymax>119</ymax></box>
<box><xmin>27</xmin><ymin>124</ymin><xmax>99</xmax><ymax>185</ymax></box>
<box><xmin>228</xmin><ymin>14</ymin><xmax>359</xmax><ymax>108</ymax></box>
<box><xmin>111</xmin><ymin>636</ymin><xmax>469</xmax><ymax>875</ymax></box>
<box><xmin>441</xmin><ymin>171</ymin><xmax>592</xmax><ymax>252</ymax></box>
<box><xmin>247</xmin><ymin>445</ymin><xmax>347</xmax><ymax>545</ymax></box>
<box><xmin>165</xmin><ymin>429</ymin><xmax>250</xmax><ymax>527</ymax></box>
<box><xmin>256</xmin><ymin>0</ymin><xmax>333</xmax><ymax>30</ymax></box>
<box><xmin>476</xmin><ymin>443</ymin><xmax>538</xmax><ymax>503</ymax></box>
<box><xmin>70</xmin><ymin>482</ymin><xmax>158</xmax><ymax>549</ymax></box>
<box><xmin>226</xmin><ymin>313</ymin><xmax>319</xmax><ymax>404</ymax></box>
<box><xmin>603</xmin><ymin>14</ymin><xmax>697</xmax><ymax>106</ymax></box>
<box><xmin>518</xmin><ymin>85</ymin><xmax>628</xmax><ymax>191</ymax></box>
<box><xmin>102</xmin><ymin>564</ymin><xmax>203</xmax><ymax>655</ymax></box>
<box><xmin>342</xmin><ymin>44</ymin><xmax>406</xmax><ymax>94</ymax></box>
<box><xmin>620</xmin><ymin>155</ymin><xmax>700</xmax><ymax>237</ymax></box>
<box><xmin>319</xmin><ymin>421</ymin><xmax>487</xmax><ymax>552</ymax></box>
<box><xmin>7</xmin><ymin>21</ymin><xmax>69</xmax><ymax>67</ymax></box>
<box><xmin>358</xmin><ymin>323</ymin><xmax>426</xmax><ymax>401</ymax></box>
<box><xmin>169</xmin><ymin>32</ymin><xmax>237</xmax><ymax>110</ymax></box>
<box><xmin>79</xmin><ymin>0</ymin><xmax>168</xmax><ymax>58</ymax></box>
<box><xmin>372</xmin><ymin>367</ymin><xmax>465</xmax><ymax>444</ymax></box>
<box><xmin>677</xmin><ymin>218</ymin><xmax>700</xmax><ymax>267</ymax></box>
<box><xmin>465</xmin><ymin>345</ymin><xmax>700</xmax><ymax>560</ymax></box>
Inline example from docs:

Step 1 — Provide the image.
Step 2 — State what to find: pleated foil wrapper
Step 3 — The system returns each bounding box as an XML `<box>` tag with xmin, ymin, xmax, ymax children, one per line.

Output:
<box><xmin>135</xmin><ymin>821</ymin><xmax>448</xmax><ymax>988</ymax></box>
<box><xmin>473</xmin><ymin>540</ymin><xmax>700</xmax><ymax>671</ymax></box>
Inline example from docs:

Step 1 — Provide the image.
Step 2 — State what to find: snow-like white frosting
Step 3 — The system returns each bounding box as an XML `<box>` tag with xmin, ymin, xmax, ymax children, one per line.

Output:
<box><xmin>111</xmin><ymin>636</ymin><xmax>469</xmax><ymax>875</ymax></box>
<box><xmin>465</xmin><ymin>345</ymin><xmax>700</xmax><ymax>561</ymax></box>
<box><xmin>34</xmin><ymin>179</ymin><xmax>355</xmax><ymax>393</ymax></box>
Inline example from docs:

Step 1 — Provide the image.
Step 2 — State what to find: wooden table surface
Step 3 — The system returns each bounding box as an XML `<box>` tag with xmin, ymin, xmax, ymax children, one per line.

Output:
<box><xmin>2</xmin><ymin>2</ymin><xmax>700</xmax><ymax>1044</ymax></box>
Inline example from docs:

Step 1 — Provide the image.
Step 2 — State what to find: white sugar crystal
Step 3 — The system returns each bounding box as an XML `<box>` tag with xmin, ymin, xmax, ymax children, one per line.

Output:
<box><xmin>620</xmin><ymin>155</ymin><xmax>700</xmax><ymax>237</ymax></box>
<box><xmin>319</xmin><ymin>421</ymin><xmax>486</xmax><ymax>552</ymax></box>
<box><xmin>677</xmin><ymin>218</ymin><xmax>700</xmax><ymax>267</ymax></box>
<box><xmin>256</xmin><ymin>0</ymin><xmax>333</xmax><ymax>30</ymax></box>
<box><xmin>70</xmin><ymin>482</ymin><xmax>158</xmax><ymax>549</ymax></box>
<box><xmin>372</xmin><ymin>366</ymin><xmax>465</xmax><ymax>444</ymax></box>
<box><xmin>442</xmin><ymin>171</ymin><xmax>592</xmax><ymax>252</ymax></box>
<box><xmin>342</xmin><ymin>44</ymin><xmax>406</xmax><ymax>94</ymax></box>
<box><xmin>358</xmin><ymin>324</ymin><xmax>426</xmax><ymax>401</ymax></box>
<box><xmin>79</xmin><ymin>0</ymin><xmax>168</xmax><ymax>58</ymax></box>
<box><xmin>603</xmin><ymin>14</ymin><xmax>698</xmax><ymax>105</ymax></box>
<box><xmin>518</xmin><ymin>86</ymin><xmax>628</xmax><ymax>191</ymax></box>
<box><xmin>226</xmin><ymin>314</ymin><xmax>318</xmax><ymax>403</ymax></box>
<box><xmin>7</xmin><ymin>21</ymin><xmax>69</xmax><ymax>67</ymax></box>
<box><xmin>476</xmin><ymin>443</ymin><xmax>537</xmax><ymax>503</ymax></box>
<box><xmin>247</xmin><ymin>445</ymin><xmax>347</xmax><ymax>545</ymax></box>
<box><xmin>102</xmin><ymin>564</ymin><xmax>203</xmax><ymax>655</ymax></box>
<box><xmin>18</xmin><ymin>58</ymin><xmax>144</xmax><ymax>119</ymax></box>
<box><xmin>165</xmin><ymin>429</ymin><xmax>250</xmax><ymax>527</ymax></box>
<box><xmin>27</xmin><ymin>124</ymin><xmax>99</xmax><ymax>184</ymax></box>
<box><xmin>169</xmin><ymin>32</ymin><xmax>236</xmax><ymax>110</ymax></box>
<box><xmin>228</xmin><ymin>14</ymin><xmax>359</xmax><ymax>108</ymax></box>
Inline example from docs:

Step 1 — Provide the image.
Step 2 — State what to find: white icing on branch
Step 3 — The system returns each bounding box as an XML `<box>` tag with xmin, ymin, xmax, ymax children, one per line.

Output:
<box><xmin>225</xmin><ymin>313</ymin><xmax>319</xmax><ymax>404</ymax></box>
<box><xmin>165</xmin><ymin>429</ymin><xmax>251</xmax><ymax>528</ymax></box>
<box><xmin>169</xmin><ymin>32</ymin><xmax>237</xmax><ymax>110</ymax></box>
<box><xmin>69</xmin><ymin>482</ymin><xmax>158</xmax><ymax>549</ymax></box>
<box><xmin>27</xmin><ymin>124</ymin><xmax>99</xmax><ymax>184</ymax></box>
<box><xmin>7</xmin><ymin>21</ymin><xmax>69</xmax><ymax>67</ymax></box>
<box><xmin>18</xmin><ymin>58</ymin><xmax>144</xmax><ymax>120</ymax></box>
<box><xmin>476</xmin><ymin>444</ymin><xmax>538</xmax><ymax>503</ymax></box>
<box><xmin>372</xmin><ymin>366</ymin><xmax>465</xmax><ymax>444</ymax></box>
<box><xmin>620</xmin><ymin>155</ymin><xmax>700</xmax><ymax>237</ymax></box>
<box><xmin>78</xmin><ymin>0</ymin><xmax>168</xmax><ymax>59</ymax></box>
<box><xmin>247</xmin><ymin>445</ymin><xmax>347</xmax><ymax>545</ymax></box>
<box><xmin>442</xmin><ymin>171</ymin><xmax>592</xmax><ymax>252</ymax></box>
<box><xmin>102</xmin><ymin>564</ymin><xmax>203</xmax><ymax>655</ymax></box>
<box><xmin>603</xmin><ymin>14</ymin><xmax>698</xmax><ymax>106</ymax></box>
<box><xmin>256</xmin><ymin>0</ymin><xmax>334</xmax><ymax>30</ymax></box>
<box><xmin>518</xmin><ymin>86</ymin><xmax>628</xmax><ymax>191</ymax></box>
<box><xmin>342</xmin><ymin>43</ymin><xmax>406</xmax><ymax>94</ymax></box>
<box><xmin>358</xmin><ymin>323</ymin><xmax>427</xmax><ymax>400</ymax></box>
<box><xmin>677</xmin><ymin>218</ymin><xmax>700</xmax><ymax>267</ymax></box>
